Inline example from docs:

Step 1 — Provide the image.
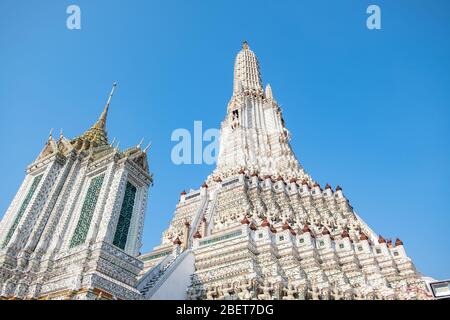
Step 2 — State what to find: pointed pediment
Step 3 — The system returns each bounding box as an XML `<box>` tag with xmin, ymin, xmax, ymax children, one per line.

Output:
<box><xmin>125</xmin><ymin>149</ymin><xmax>149</xmax><ymax>173</ymax></box>
<box><xmin>133</xmin><ymin>154</ymin><xmax>148</xmax><ymax>172</ymax></box>
<box><xmin>36</xmin><ymin>139</ymin><xmax>58</xmax><ymax>162</ymax></box>
<box><xmin>57</xmin><ymin>137</ymin><xmax>74</xmax><ymax>155</ymax></box>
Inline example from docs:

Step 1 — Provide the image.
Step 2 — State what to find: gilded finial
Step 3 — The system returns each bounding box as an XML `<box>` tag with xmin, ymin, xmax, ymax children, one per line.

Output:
<box><xmin>242</xmin><ymin>41</ymin><xmax>249</xmax><ymax>50</ymax></box>
<box><xmin>70</xmin><ymin>83</ymin><xmax>117</xmax><ymax>150</ymax></box>
<box><xmin>94</xmin><ymin>82</ymin><xmax>117</xmax><ymax>130</ymax></box>
<box><xmin>106</xmin><ymin>82</ymin><xmax>117</xmax><ymax>107</ymax></box>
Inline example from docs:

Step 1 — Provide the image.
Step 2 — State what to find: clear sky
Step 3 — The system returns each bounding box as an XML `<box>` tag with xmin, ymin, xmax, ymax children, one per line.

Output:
<box><xmin>0</xmin><ymin>0</ymin><xmax>449</xmax><ymax>280</ymax></box>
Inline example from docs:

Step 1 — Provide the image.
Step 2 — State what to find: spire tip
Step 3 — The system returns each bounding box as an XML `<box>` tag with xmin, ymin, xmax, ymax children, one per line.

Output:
<box><xmin>143</xmin><ymin>141</ymin><xmax>152</xmax><ymax>153</ymax></box>
<box><xmin>137</xmin><ymin>137</ymin><xmax>144</xmax><ymax>148</ymax></box>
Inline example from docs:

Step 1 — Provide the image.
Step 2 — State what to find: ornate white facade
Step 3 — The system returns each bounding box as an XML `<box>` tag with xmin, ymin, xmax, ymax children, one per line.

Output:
<box><xmin>0</xmin><ymin>84</ymin><xmax>153</xmax><ymax>300</ymax></box>
<box><xmin>0</xmin><ymin>44</ymin><xmax>434</xmax><ymax>300</ymax></box>
<box><xmin>139</xmin><ymin>42</ymin><xmax>433</xmax><ymax>300</ymax></box>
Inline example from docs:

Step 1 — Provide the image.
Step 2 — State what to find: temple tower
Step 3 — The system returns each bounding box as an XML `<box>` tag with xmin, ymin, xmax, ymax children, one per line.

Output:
<box><xmin>213</xmin><ymin>42</ymin><xmax>309</xmax><ymax>181</ymax></box>
<box><xmin>0</xmin><ymin>83</ymin><xmax>153</xmax><ymax>300</ymax></box>
<box><xmin>138</xmin><ymin>43</ymin><xmax>432</xmax><ymax>301</ymax></box>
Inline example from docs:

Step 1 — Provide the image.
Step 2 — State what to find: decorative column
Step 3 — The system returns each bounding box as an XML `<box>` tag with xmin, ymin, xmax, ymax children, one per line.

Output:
<box><xmin>182</xmin><ymin>222</ymin><xmax>190</xmax><ymax>250</ymax></box>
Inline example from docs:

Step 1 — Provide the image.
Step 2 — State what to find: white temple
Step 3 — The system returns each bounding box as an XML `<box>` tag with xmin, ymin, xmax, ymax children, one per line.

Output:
<box><xmin>137</xmin><ymin>42</ymin><xmax>433</xmax><ymax>300</ymax></box>
<box><xmin>0</xmin><ymin>83</ymin><xmax>153</xmax><ymax>299</ymax></box>
<box><xmin>0</xmin><ymin>43</ymin><xmax>433</xmax><ymax>300</ymax></box>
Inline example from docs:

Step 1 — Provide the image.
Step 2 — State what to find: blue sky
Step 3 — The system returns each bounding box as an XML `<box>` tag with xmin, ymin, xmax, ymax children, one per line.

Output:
<box><xmin>0</xmin><ymin>0</ymin><xmax>449</xmax><ymax>280</ymax></box>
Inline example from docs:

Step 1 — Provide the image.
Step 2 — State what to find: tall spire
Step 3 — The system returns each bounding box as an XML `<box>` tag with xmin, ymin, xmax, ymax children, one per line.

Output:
<box><xmin>214</xmin><ymin>42</ymin><xmax>307</xmax><ymax>182</ymax></box>
<box><xmin>93</xmin><ymin>82</ymin><xmax>117</xmax><ymax>130</ymax></box>
<box><xmin>233</xmin><ymin>41</ymin><xmax>263</xmax><ymax>96</ymax></box>
<box><xmin>71</xmin><ymin>82</ymin><xmax>117</xmax><ymax>151</ymax></box>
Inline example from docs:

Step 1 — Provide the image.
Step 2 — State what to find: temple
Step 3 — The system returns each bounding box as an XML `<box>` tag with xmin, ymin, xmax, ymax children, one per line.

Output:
<box><xmin>0</xmin><ymin>83</ymin><xmax>153</xmax><ymax>299</ymax></box>
<box><xmin>0</xmin><ymin>43</ymin><xmax>434</xmax><ymax>300</ymax></box>
<box><xmin>137</xmin><ymin>42</ymin><xmax>433</xmax><ymax>300</ymax></box>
